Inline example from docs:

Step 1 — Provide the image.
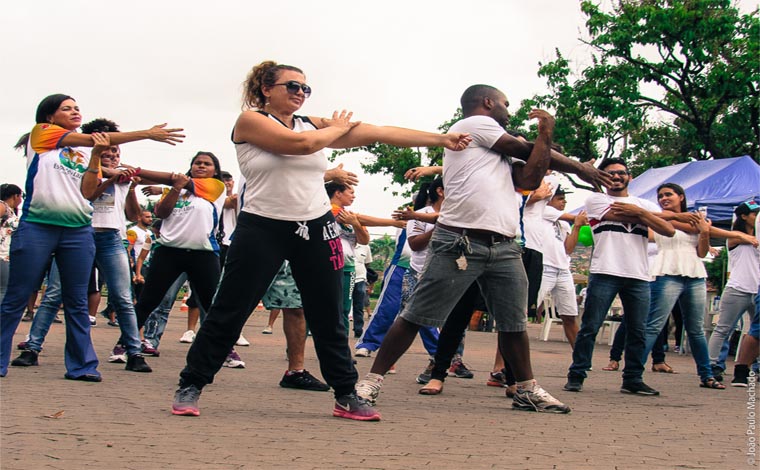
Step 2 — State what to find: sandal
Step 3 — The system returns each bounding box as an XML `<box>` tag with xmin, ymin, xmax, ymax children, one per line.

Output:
<box><xmin>602</xmin><ymin>360</ymin><xmax>619</xmax><ymax>371</ymax></box>
<box><xmin>652</xmin><ymin>362</ymin><xmax>676</xmax><ymax>373</ymax></box>
<box><xmin>419</xmin><ymin>379</ymin><xmax>444</xmax><ymax>395</ymax></box>
<box><xmin>700</xmin><ymin>378</ymin><xmax>726</xmax><ymax>390</ymax></box>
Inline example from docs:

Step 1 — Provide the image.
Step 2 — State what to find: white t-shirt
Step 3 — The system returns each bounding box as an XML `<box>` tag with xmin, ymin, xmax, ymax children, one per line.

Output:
<box><xmin>541</xmin><ymin>205</ymin><xmax>571</xmax><ymax>270</ymax></box>
<box><xmin>92</xmin><ymin>179</ymin><xmax>130</xmax><ymax>238</ymax></box>
<box><xmin>25</xmin><ymin>124</ymin><xmax>93</xmax><ymax>227</ymax></box>
<box><xmin>158</xmin><ymin>178</ymin><xmax>226</xmax><ymax>251</ymax></box>
<box><xmin>438</xmin><ymin>115</ymin><xmax>519</xmax><ymax>236</ymax></box>
<box><xmin>129</xmin><ymin>225</ymin><xmax>151</xmax><ymax>258</ymax></box>
<box><xmin>523</xmin><ymin>174</ymin><xmax>559</xmax><ymax>252</ymax></box>
<box><xmin>407</xmin><ymin>206</ymin><xmax>437</xmax><ymax>273</ymax></box>
<box><xmin>726</xmin><ymin>243</ymin><xmax>760</xmax><ymax>294</ymax></box>
<box><xmin>354</xmin><ymin>244</ymin><xmax>373</xmax><ymax>282</ymax></box>
<box><xmin>586</xmin><ymin>193</ymin><xmax>661</xmax><ymax>281</ymax></box>
<box><xmin>221</xmin><ymin>204</ymin><xmax>237</xmax><ymax>246</ymax></box>
<box><xmin>236</xmin><ymin>113</ymin><xmax>330</xmax><ymax>221</ymax></box>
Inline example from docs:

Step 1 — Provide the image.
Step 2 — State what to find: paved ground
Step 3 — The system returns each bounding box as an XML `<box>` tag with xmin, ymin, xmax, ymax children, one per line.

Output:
<box><xmin>1</xmin><ymin>304</ymin><xmax>755</xmax><ymax>470</ymax></box>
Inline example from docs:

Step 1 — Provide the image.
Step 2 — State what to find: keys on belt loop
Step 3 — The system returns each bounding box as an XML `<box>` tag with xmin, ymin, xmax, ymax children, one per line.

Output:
<box><xmin>456</xmin><ymin>232</ymin><xmax>472</xmax><ymax>270</ymax></box>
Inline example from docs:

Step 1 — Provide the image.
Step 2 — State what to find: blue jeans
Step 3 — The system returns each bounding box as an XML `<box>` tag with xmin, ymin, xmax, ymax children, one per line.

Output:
<box><xmin>93</xmin><ymin>230</ymin><xmax>142</xmax><ymax>356</ymax></box>
<box><xmin>27</xmin><ymin>260</ymin><xmax>62</xmax><ymax>351</ymax></box>
<box><xmin>609</xmin><ymin>318</ymin><xmax>667</xmax><ymax>364</ymax></box>
<box><xmin>25</xmin><ymin>231</ymin><xmax>143</xmax><ymax>357</ymax></box>
<box><xmin>642</xmin><ymin>276</ymin><xmax>711</xmax><ymax>381</ymax></box>
<box><xmin>0</xmin><ymin>221</ymin><xmax>98</xmax><ymax>378</ymax></box>
<box><xmin>569</xmin><ymin>273</ymin><xmax>650</xmax><ymax>383</ymax></box>
<box><xmin>0</xmin><ymin>259</ymin><xmax>9</xmax><ymax>305</ymax></box>
<box><xmin>143</xmin><ymin>272</ymin><xmax>187</xmax><ymax>348</ymax></box>
<box><xmin>708</xmin><ymin>287</ymin><xmax>756</xmax><ymax>370</ymax></box>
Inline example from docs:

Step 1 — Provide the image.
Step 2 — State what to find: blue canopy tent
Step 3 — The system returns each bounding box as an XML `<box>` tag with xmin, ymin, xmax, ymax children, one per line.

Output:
<box><xmin>628</xmin><ymin>156</ymin><xmax>760</xmax><ymax>228</ymax></box>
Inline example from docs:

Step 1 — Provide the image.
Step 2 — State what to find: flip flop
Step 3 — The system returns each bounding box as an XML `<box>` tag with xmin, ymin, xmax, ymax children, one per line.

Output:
<box><xmin>652</xmin><ymin>362</ymin><xmax>676</xmax><ymax>373</ymax></box>
<box><xmin>602</xmin><ymin>360</ymin><xmax>619</xmax><ymax>371</ymax></box>
<box><xmin>419</xmin><ymin>379</ymin><xmax>444</xmax><ymax>395</ymax></box>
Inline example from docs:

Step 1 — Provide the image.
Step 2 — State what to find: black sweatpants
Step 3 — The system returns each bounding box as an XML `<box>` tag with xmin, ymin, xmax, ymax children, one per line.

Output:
<box><xmin>134</xmin><ymin>246</ymin><xmax>221</xmax><ymax>329</ymax></box>
<box><xmin>180</xmin><ymin>211</ymin><xmax>357</xmax><ymax>397</ymax></box>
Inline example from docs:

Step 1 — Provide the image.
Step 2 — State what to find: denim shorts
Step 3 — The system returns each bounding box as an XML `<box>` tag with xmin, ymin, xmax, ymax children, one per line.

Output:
<box><xmin>399</xmin><ymin>227</ymin><xmax>527</xmax><ymax>332</ymax></box>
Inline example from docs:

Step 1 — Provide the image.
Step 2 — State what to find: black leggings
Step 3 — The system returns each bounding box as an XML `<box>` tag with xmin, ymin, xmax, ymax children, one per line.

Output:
<box><xmin>134</xmin><ymin>246</ymin><xmax>221</xmax><ymax>329</ymax></box>
<box><xmin>430</xmin><ymin>282</ymin><xmax>482</xmax><ymax>381</ymax></box>
<box><xmin>180</xmin><ymin>211</ymin><xmax>357</xmax><ymax>397</ymax></box>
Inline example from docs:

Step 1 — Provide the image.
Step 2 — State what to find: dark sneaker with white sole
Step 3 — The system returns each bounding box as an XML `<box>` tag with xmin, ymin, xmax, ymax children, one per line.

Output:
<box><xmin>11</xmin><ymin>349</ymin><xmax>39</xmax><ymax>367</ymax></box>
<box><xmin>563</xmin><ymin>378</ymin><xmax>584</xmax><ymax>392</ymax></box>
<box><xmin>620</xmin><ymin>381</ymin><xmax>660</xmax><ymax>396</ymax></box>
<box><xmin>125</xmin><ymin>354</ymin><xmax>152</xmax><ymax>373</ymax></box>
<box><xmin>279</xmin><ymin>370</ymin><xmax>329</xmax><ymax>391</ymax></box>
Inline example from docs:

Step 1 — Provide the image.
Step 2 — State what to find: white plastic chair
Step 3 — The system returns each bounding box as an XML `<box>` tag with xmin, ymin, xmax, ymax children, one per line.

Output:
<box><xmin>598</xmin><ymin>306</ymin><xmax>622</xmax><ymax>345</ymax></box>
<box><xmin>540</xmin><ymin>293</ymin><xmax>565</xmax><ymax>342</ymax></box>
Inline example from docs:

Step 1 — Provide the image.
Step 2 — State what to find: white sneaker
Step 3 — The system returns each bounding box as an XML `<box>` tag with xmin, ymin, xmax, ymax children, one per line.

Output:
<box><xmin>354</xmin><ymin>348</ymin><xmax>371</xmax><ymax>357</ymax></box>
<box><xmin>262</xmin><ymin>326</ymin><xmax>273</xmax><ymax>334</ymax></box>
<box><xmin>179</xmin><ymin>330</ymin><xmax>195</xmax><ymax>343</ymax></box>
<box><xmin>108</xmin><ymin>344</ymin><xmax>127</xmax><ymax>364</ymax></box>
<box><xmin>355</xmin><ymin>374</ymin><xmax>384</xmax><ymax>405</ymax></box>
<box><xmin>89</xmin><ymin>315</ymin><xmax>97</xmax><ymax>326</ymax></box>
<box><xmin>512</xmin><ymin>384</ymin><xmax>571</xmax><ymax>414</ymax></box>
<box><xmin>236</xmin><ymin>334</ymin><xmax>250</xmax><ymax>347</ymax></box>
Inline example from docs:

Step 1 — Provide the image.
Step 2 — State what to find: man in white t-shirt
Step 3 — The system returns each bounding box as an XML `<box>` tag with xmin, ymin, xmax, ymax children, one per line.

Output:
<box><xmin>536</xmin><ymin>186</ymin><xmax>586</xmax><ymax>348</ymax></box>
<box><xmin>218</xmin><ymin>171</ymin><xmax>238</xmax><ymax>266</ymax></box>
<box><xmin>520</xmin><ymin>173</ymin><xmax>557</xmax><ymax>322</ymax></box>
<box><xmin>356</xmin><ymin>84</ymin><xmax>613</xmax><ymax>414</ymax></box>
<box><xmin>564</xmin><ymin>158</ymin><xmax>679</xmax><ymax>396</ymax></box>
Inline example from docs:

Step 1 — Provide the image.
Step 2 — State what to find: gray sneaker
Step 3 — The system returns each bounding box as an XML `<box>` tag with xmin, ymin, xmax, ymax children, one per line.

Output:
<box><xmin>513</xmin><ymin>385</ymin><xmax>571</xmax><ymax>414</ymax></box>
<box><xmin>172</xmin><ymin>384</ymin><xmax>202</xmax><ymax>416</ymax></box>
<box><xmin>416</xmin><ymin>359</ymin><xmax>435</xmax><ymax>384</ymax></box>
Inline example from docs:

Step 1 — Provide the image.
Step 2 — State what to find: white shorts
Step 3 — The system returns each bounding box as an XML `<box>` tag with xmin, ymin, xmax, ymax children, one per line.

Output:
<box><xmin>537</xmin><ymin>265</ymin><xmax>578</xmax><ymax>317</ymax></box>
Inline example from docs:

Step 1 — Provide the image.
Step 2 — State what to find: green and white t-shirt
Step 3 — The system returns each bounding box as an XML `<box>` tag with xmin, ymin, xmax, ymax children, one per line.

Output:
<box><xmin>157</xmin><ymin>178</ymin><xmax>226</xmax><ymax>252</ymax></box>
<box><xmin>24</xmin><ymin>123</ymin><xmax>93</xmax><ymax>227</ymax></box>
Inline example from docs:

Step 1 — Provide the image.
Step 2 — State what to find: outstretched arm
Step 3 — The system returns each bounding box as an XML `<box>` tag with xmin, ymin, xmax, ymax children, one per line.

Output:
<box><xmin>60</xmin><ymin>124</ymin><xmax>185</xmax><ymax>148</ymax></box>
<box><xmin>323</xmin><ymin>122</ymin><xmax>471</xmax><ymax>151</ymax></box>
<box><xmin>234</xmin><ymin>110</ymin><xmax>358</xmax><ymax>156</ymax></box>
<box><xmin>357</xmin><ymin>214</ymin><xmax>406</xmax><ymax>229</ymax></box>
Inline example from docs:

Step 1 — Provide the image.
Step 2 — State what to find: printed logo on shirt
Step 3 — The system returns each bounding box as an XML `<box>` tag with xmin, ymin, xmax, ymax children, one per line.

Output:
<box><xmin>58</xmin><ymin>148</ymin><xmax>88</xmax><ymax>173</ymax></box>
<box><xmin>94</xmin><ymin>185</ymin><xmax>116</xmax><ymax>212</ymax></box>
<box><xmin>174</xmin><ymin>192</ymin><xmax>192</xmax><ymax>209</ymax></box>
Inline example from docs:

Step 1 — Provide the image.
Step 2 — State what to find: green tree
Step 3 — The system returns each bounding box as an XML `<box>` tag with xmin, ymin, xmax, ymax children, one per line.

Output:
<box><xmin>368</xmin><ymin>235</ymin><xmax>396</xmax><ymax>272</ymax></box>
<box><xmin>511</xmin><ymin>0</ymin><xmax>758</xmax><ymax>174</ymax></box>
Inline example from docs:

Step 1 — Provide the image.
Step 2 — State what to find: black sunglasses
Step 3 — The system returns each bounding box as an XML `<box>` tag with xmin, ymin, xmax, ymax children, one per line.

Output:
<box><xmin>273</xmin><ymin>81</ymin><xmax>312</xmax><ymax>98</ymax></box>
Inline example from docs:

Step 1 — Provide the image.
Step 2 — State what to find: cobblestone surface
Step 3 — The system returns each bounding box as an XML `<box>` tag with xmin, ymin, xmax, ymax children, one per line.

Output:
<box><xmin>0</xmin><ymin>305</ymin><xmax>753</xmax><ymax>469</ymax></box>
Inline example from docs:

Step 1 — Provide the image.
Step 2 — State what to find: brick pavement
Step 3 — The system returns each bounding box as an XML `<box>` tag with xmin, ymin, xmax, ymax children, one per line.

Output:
<box><xmin>0</xmin><ymin>305</ymin><xmax>753</xmax><ymax>470</ymax></box>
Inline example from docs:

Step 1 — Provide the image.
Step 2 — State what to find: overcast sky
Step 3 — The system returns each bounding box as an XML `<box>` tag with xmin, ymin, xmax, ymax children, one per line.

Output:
<box><xmin>2</xmin><ymin>1</ymin><xmax>754</xmax><ymax>237</ymax></box>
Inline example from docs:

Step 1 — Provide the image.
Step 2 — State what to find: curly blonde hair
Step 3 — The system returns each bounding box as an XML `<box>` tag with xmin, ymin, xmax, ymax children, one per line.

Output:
<box><xmin>242</xmin><ymin>61</ymin><xmax>304</xmax><ymax>110</ymax></box>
